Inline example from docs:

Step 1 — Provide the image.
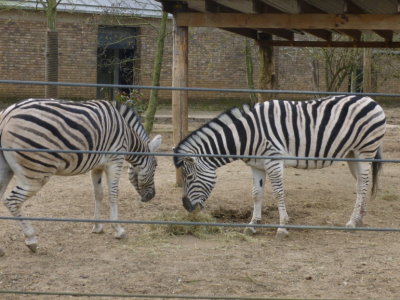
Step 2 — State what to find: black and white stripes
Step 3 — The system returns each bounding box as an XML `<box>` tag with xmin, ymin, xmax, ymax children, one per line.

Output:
<box><xmin>0</xmin><ymin>98</ymin><xmax>161</xmax><ymax>252</ymax></box>
<box><xmin>174</xmin><ymin>95</ymin><xmax>386</xmax><ymax>237</ymax></box>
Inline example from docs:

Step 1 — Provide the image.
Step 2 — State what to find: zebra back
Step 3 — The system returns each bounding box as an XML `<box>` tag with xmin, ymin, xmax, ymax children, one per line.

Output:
<box><xmin>174</xmin><ymin>95</ymin><xmax>386</xmax><ymax>170</ymax></box>
<box><xmin>0</xmin><ymin>98</ymin><xmax>152</xmax><ymax>175</ymax></box>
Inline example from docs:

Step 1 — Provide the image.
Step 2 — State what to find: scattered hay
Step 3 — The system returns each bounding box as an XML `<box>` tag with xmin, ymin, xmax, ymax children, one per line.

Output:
<box><xmin>382</xmin><ymin>193</ymin><xmax>400</xmax><ymax>202</ymax></box>
<box><xmin>150</xmin><ymin>211</ymin><xmax>222</xmax><ymax>237</ymax></box>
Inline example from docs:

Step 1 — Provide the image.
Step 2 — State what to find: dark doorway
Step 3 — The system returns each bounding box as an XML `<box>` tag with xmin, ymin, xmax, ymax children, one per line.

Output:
<box><xmin>97</xmin><ymin>26</ymin><xmax>138</xmax><ymax>100</ymax></box>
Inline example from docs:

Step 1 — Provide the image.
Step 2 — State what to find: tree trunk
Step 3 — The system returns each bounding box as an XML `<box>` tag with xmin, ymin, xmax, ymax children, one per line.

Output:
<box><xmin>144</xmin><ymin>11</ymin><xmax>168</xmax><ymax>133</ymax></box>
<box><xmin>257</xmin><ymin>38</ymin><xmax>275</xmax><ymax>102</ymax></box>
<box><xmin>45</xmin><ymin>30</ymin><xmax>58</xmax><ymax>98</ymax></box>
<box><xmin>44</xmin><ymin>0</ymin><xmax>59</xmax><ymax>98</ymax></box>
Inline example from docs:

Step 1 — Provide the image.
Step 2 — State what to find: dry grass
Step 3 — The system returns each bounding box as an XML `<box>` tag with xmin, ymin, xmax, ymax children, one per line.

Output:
<box><xmin>381</xmin><ymin>192</ymin><xmax>400</xmax><ymax>202</ymax></box>
<box><xmin>149</xmin><ymin>211</ymin><xmax>222</xmax><ymax>237</ymax></box>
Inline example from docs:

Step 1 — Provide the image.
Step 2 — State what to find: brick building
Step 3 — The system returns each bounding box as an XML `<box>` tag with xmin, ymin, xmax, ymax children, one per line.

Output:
<box><xmin>1</xmin><ymin>0</ymin><xmax>399</xmax><ymax>105</ymax></box>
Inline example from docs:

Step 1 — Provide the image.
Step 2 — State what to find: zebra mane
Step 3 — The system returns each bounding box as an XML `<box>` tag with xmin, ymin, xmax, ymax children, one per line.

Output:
<box><xmin>113</xmin><ymin>101</ymin><xmax>150</xmax><ymax>143</ymax></box>
<box><xmin>174</xmin><ymin>103</ymin><xmax>253</xmax><ymax>167</ymax></box>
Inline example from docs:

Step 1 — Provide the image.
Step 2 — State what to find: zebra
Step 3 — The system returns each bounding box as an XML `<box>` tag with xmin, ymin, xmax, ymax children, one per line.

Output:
<box><xmin>0</xmin><ymin>98</ymin><xmax>162</xmax><ymax>252</ymax></box>
<box><xmin>174</xmin><ymin>95</ymin><xmax>386</xmax><ymax>237</ymax></box>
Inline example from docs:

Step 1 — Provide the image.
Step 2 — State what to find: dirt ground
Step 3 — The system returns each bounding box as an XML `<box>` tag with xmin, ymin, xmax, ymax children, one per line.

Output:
<box><xmin>0</xmin><ymin>104</ymin><xmax>400</xmax><ymax>300</ymax></box>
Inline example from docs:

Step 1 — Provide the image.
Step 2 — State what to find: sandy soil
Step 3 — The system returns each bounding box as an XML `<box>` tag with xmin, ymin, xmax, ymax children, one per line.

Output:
<box><xmin>0</xmin><ymin>105</ymin><xmax>399</xmax><ymax>300</ymax></box>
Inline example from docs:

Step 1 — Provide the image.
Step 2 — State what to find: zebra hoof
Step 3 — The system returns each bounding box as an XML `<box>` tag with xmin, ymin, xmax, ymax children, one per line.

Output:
<box><xmin>276</xmin><ymin>228</ymin><xmax>289</xmax><ymax>239</ymax></box>
<box><xmin>114</xmin><ymin>228</ymin><xmax>126</xmax><ymax>239</ymax></box>
<box><xmin>346</xmin><ymin>219</ymin><xmax>363</xmax><ymax>228</ymax></box>
<box><xmin>92</xmin><ymin>224</ymin><xmax>104</xmax><ymax>234</ymax></box>
<box><xmin>25</xmin><ymin>238</ymin><xmax>38</xmax><ymax>253</ymax></box>
<box><xmin>244</xmin><ymin>226</ymin><xmax>256</xmax><ymax>236</ymax></box>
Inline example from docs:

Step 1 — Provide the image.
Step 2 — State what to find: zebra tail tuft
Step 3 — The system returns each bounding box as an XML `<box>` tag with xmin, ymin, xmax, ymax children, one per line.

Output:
<box><xmin>371</xmin><ymin>146</ymin><xmax>383</xmax><ymax>200</ymax></box>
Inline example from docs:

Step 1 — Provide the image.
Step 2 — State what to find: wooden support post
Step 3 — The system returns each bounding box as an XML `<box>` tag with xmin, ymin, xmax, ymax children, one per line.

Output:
<box><xmin>363</xmin><ymin>48</ymin><xmax>372</xmax><ymax>93</ymax></box>
<box><xmin>172</xmin><ymin>21</ymin><xmax>188</xmax><ymax>186</ymax></box>
<box><xmin>257</xmin><ymin>36</ymin><xmax>275</xmax><ymax>102</ymax></box>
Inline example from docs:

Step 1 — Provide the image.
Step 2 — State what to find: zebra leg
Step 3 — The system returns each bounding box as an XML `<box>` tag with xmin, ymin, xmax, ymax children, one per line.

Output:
<box><xmin>0</xmin><ymin>152</ymin><xmax>14</xmax><ymax>200</ymax></box>
<box><xmin>0</xmin><ymin>155</ymin><xmax>13</xmax><ymax>256</ymax></box>
<box><xmin>265</xmin><ymin>160</ymin><xmax>289</xmax><ymax>238</ymax></box>
<box><xmin>346</xmin><ymin>160</ymin><xmax>370</xmax><ymax>227</ymax></box>
<box><xmin>3</xmin><ymin>179</ymin><xmax>47</xmax><ymax>253</ymax></box>
<box><xmin>105</xmin><ymin>162</ymin><xmax>126</xmax><ymax>239</ymax></box>
<box><xmin>244</xmin><ymin>167</ymin><xmax>266</xmax><ymax>235</ymax></box>
<box><xmin>91</xmin><ymin>169</ymin><xmax>104</xmax><ymax>234</ymax></box>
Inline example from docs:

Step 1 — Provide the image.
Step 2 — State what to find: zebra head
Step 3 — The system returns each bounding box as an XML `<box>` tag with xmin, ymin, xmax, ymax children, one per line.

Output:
<box><xmin>128</xmin><ymin>135</ymin><xmax>162</xmax><ymax>202</ymax></box>
<box><xmin>177</xmin><ymin>156</ymin><xmax>217</xmax><ymax>212</ymax></box>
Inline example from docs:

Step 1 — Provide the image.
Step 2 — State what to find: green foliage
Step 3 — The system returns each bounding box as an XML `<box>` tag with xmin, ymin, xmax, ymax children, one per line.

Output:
<box><xmin>306</xmin><ymin>47</ymin><xmax>362</xmax><ymax>92</ymax></box>
<box><xmin>116</xmin><ymin>89</ymin><xmax>147</xmax><ymax>116</ymax></box>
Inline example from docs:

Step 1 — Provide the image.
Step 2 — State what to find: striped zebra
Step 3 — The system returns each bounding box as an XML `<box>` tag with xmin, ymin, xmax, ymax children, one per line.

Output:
<box><xmin>0</xmin><ymin>98</ymin><xmax>162</xmax><ymax>252</ymax></box>
<box><xmin>174</xmin><ymin>95</ymin><xmax>386</xmax><ymax>237</ymax></box>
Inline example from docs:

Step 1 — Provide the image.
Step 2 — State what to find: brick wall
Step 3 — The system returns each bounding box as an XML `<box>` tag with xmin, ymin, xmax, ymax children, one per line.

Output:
<box><xmin>57</xmin><ymin>21</ymin><xmax>98</xmax><ymax>98</ymax></box>
<box><xmin>1</xmin><ymin>9</ymin><xmax>399</xmax><ymax>104</ymax></box>
<box><xmin>139</xmin><ymin>26</ymin><xmax>252</xmax><ymax>102</ymax></box>
<box><xmin>0</xmin><ymin>10</ymin><xmax>99</xmax><ymax>101</ymax></box>
<box><xmin>0</xmin><ymin>11</ymin><xmax>46</xmax><ymax>100</ymax></box>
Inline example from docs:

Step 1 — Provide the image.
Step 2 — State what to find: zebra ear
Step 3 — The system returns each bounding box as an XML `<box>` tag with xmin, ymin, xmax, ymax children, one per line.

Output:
<box><xmin>149</xmin><ymin>135</ymin><xmax>162</xmax><ymax>152</ymax></box>
<box><xmin>183</xmin><ymin>156</ymin><xmax>196</xmax><ymax>164</ymax></box>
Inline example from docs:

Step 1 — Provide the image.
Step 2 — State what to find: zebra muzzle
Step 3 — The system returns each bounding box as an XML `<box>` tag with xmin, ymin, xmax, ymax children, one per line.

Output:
<box><xmin>182</xmin><ymin>196</ymin><xmax>202</xmax><ymax>212</ymax></box>
<box><xmin>141</xmin><ymin>190</ymin><xmax>155</xmax><ymax>202</ymax></box>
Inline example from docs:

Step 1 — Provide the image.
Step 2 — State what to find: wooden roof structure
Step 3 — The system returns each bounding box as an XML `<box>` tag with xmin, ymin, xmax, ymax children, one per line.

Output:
<box><xmin>158</xmin><ymin>0</ymin><xmax>400</xmax><ymax>48</ymax></box>
<box><xmin>156</xmin><ymin>0</ymin><xmax>400</xmax><ymax>184</ymax></box>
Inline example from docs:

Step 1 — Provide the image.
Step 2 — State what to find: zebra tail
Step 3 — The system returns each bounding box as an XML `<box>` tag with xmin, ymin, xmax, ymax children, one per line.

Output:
<box><xmin>371</xmin><ymin>146</ymin><xmax>383</xmax><ymax>200</ymax></box>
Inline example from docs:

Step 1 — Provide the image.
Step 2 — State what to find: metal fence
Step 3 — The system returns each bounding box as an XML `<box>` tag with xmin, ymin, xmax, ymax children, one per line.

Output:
<box><xmin>0</xmin><ymin>79</ymin><xmax>400</xmax><ymax>300</ymax></box>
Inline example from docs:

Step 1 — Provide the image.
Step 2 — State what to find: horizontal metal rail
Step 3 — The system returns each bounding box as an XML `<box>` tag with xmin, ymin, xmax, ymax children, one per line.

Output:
<box><xmin>1</xmin><ymin>79</ymin><xmax>400</xmax><ymax>97</ymax></box>
<box><xmin>0</xmin><ymin>290</ymin><xmax>345</xmax><ymax>300</ymax></box>
<box><xmin>0</xmin><ymin>148</ymin><xmax>398</xmax><ymax>163</ymax></box>
<box><xmin>1</xmin><ymin>216</ymin><xmax>400</xmax><ymax>232</ymax></box>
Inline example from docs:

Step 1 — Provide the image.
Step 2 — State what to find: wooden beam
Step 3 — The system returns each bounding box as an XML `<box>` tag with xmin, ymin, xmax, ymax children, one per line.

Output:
<box><xmin>303</xmin><ymin>29</ymin><xmax>332</xmax><ymax>41</ymax></box>
<box><xmin>175</xmin><ymin>12</ymin><xmax>400</xmax><ymax>30</ymax></box>
<box><xmin>258</xmin><ymin>40</ymin><xmax>400</xmax><ymax>48</ymax></box>
<box><xmin>172</xmin><ymin>21</ymin><xmax>188</xmax><ymax>186</ymax></box>
<box><xmin>259</xmin><ymin>29</ymin><xmax>294</xmax><ymax>40</ymax></box>
<box><xmin>222</xmin><ymin>28</ymin><xmax>258</xmax><ymax>39</ymax></box>
<box><xmin>205</xmin><ymin>0</ymin><xmax>236</xmax><ymax>12</ymax></box>
<box><xmin>337</xmin><ymin>29</ymin><xmax>362</xmax><ymax>40</ymax></box>
<box><xmin>342</xmin><ymin>1</ymin><xmax>394</xmax><ymax>41</ymax></box>
<box><xmin>214</xmin><ymin>0</ymin><xmax>257</xmax><ymax>13</ymax></box>
<box><xmin>161</xmin><ymin>1</ymin><xmax>188</xmax><ymax>14</ymax></box>
<box><xmin>374</xmin><ymin>30</ymin><xmax>393</xmax><ymax>41</ymax></box>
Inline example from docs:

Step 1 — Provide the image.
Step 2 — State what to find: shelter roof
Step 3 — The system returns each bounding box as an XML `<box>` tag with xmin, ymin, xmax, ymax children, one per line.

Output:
<box><xmin>2</xmin><ymin>0</ymin><xmax>162</xmax><ymax>17</ymax></box>
<box><xmin>158</xmin><ymin>0</ymin><xmax>400</xmax><ymax>47</ymax></box>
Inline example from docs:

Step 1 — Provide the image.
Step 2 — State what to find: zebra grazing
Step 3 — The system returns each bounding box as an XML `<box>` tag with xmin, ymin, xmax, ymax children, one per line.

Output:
<box><xmin>174</xmin><ymin>95</ymin><xmax>386</xmax><ymax>237</ymax></box>
<box><xmin>0</xmin><ymin>98</ymin><xmax>162</xmax><ymax>252</ymax></box>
